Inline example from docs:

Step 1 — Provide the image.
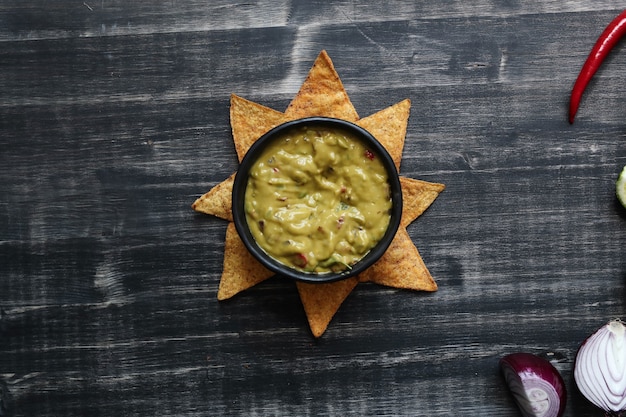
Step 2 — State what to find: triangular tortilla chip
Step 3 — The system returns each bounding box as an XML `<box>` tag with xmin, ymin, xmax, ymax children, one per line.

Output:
<box><xmin>358</xmin><ymin>228</ymin><xmax>437</xmax><ymax>291</ymax></box>
<box><xmin>217</xmin><ymin>223</ymin><xmax>274</xmax><ymax>300</ymax></box>
<box><xmin>192</xmin><ymin>51</ymin><xmax>445</xmax><ymax>338</ymax></box>
<box><xmin>230</xmin><ymin>94</ymin><xmax>292</xmax><ymax>162</ymax></box>
<box><xmin>296</xmin><ymin>277</ymin><xmax>359</xmax><ymax>338</ymax></box>
<box><xmin>285</xmin><ymin>50</ymin><xmax>359</xmax><ymax>122</ymax></box>
<box><xmin>191</xmin><ymin>173</ymin><xmax>235</xmax><ymax>221</ymax></box>
<box><xmin>356</xmin><ymin>99</ymin><xmax>411</xmax><ymax>171</ymax></box>
<box><xmin>399</xmin><ymin>177</ymin><xmax>445</xmax><ymax>228</ymax></box>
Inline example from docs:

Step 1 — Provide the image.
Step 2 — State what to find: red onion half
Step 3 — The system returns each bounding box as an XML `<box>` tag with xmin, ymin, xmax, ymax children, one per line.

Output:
<box><xmin>574</xmin><ymin>319</ymin><xmax>626</xmax><ymax>416</ymax></box>
<box><xmin>500</xmin><ymin>352</ymin><xmax>566</xmax><ymax>417</ymax></box>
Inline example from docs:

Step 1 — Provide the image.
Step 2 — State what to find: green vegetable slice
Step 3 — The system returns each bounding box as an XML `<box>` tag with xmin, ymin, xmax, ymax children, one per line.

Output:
<box><xmin>617</xmin><ymin>165</ymin><xmax>626</xmax><ymax>209</ymax></box>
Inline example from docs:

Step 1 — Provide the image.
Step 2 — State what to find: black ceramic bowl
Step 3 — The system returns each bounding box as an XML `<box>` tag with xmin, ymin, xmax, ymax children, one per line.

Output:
<box><xmin>232</xmin><ymin>117</ymin><xmax>402</xmax><ymax>283</ymax></box>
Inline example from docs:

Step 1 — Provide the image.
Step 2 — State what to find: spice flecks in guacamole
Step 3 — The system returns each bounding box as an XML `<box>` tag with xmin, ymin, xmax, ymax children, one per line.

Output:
<box><xmin>244</xmin><ymin>126</ymin><xmax>392</xmax><ymax>273</ymax></box>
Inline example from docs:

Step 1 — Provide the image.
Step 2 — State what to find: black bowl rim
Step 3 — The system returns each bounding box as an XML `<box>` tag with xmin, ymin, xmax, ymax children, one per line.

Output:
<box><xmin>232</xmin><ymin>116</ymin><xmax>403</xmax><ymax>283</ymax></box>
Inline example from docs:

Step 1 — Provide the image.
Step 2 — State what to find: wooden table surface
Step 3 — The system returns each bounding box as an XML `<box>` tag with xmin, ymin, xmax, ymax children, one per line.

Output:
<box><xmin>2</xmin><ymin>1</ymin><xmax>626</xmax><ymax>416</ymax></box>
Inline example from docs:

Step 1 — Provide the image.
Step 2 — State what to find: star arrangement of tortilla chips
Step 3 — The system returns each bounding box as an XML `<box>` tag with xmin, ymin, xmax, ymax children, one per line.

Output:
<box><xmin>192</xmin><ymin>50</ymin><xmax>445</xmax><ymax>337</ymax></box>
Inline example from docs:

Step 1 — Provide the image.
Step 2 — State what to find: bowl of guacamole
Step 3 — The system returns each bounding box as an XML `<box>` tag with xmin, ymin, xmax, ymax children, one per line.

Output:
<box><xmin>232</xmin><ymin>117</ymin><xmax>402</xmax><ymax>283</ymax></box>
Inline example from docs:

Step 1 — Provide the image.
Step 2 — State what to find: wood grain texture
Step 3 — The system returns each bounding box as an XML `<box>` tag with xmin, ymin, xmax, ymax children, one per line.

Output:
<box><xmin>1</xmin><ymin>1</ymin><xmax>626</xmax><ymax>416</ymax></box>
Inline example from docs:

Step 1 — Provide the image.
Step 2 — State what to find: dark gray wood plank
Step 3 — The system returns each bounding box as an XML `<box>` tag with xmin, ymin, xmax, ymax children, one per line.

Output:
<box><xmin>1</xmin><ymin>2</ymin><xmax>626</xmax><ymax>416</ymax></box>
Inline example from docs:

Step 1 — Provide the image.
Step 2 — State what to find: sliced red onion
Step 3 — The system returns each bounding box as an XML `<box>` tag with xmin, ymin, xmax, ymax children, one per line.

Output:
<box><xmin>574</xmin><ymin>319</ymin><xmax>626</xmax><ymax>416</ymax></box>
<box><xmin>500</xmin><ymin>352</ymin><xmax>566</xmax><ymax>417</ymax></box>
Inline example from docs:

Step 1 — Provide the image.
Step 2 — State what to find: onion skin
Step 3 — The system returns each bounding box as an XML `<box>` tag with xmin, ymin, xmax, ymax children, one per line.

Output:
<box><xmin>574</xmin><ymin>320</ymin><xmax>626</xmax><ymax>416</ymax></box>
<box><xmin>500</xmin><ymin>352</ymin><xmax>566</xmax><ymax>417</ymax></box>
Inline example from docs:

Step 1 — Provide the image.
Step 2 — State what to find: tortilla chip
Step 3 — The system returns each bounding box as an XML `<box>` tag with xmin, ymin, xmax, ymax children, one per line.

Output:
<box><xmin>191</xmin><ymin>173</ymin><xmax>235</xmax><ymax>221</ymax></box>
<box><xmin>358</xmin><ymin>228</ymin><xmax>437</xmax><ymax>291</ymax></box>
<box><xmin>296</xmin><ymin>277</ymin><xmax>359</xmax><ymax>338</ymax></box>
<box><xmin>285</xmin><ymin>51</ymin><xmax>359</xmax><ymax>122</ymax></box>
<box><xmin>230</xmin><ymin>94</ymin><xmax>292</xmax><ymax>162</ymax></box>
<box><xmin>399</xmin><ymin>177</ymin><xmax>446</xmax><ymax>228</ymax></box>
<box><xmin>217</xmin><ymin>223</ymin><xmax>274</xmax><ymax>300</ymax></box>
<box><xmin>356</xmin><ymin>99</ymin><xmax>411</xmax><ymax>171</ymax></box>
<box><xmin>193</xmin><ymin>50</ymin><xmax>445</xmax><ymax>338</ymax></box>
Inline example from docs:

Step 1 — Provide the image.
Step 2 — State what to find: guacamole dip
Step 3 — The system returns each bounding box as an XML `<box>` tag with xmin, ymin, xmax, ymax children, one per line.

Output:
<box><xmin>244</xmin><ymin>125</ymin><xmax>392</xmax><ymax>273</ymax></box>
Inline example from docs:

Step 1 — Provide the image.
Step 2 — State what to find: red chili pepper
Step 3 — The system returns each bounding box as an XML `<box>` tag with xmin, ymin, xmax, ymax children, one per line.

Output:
<box><xmin>364</xmin><ymin>149</ymin><xmax>375</xmax><ymax>160</ymax></box>
<box><xmin>569</xmin><ymin>10</ymin><xmax>626</xmax><ymax>123</ymax></box>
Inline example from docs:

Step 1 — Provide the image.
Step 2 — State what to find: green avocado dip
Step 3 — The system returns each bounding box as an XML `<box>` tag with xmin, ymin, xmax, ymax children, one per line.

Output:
<box><xmin>244</xmin><ymin>125</ymin><xmax>392</xmax><ymax>273</ymax></box>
